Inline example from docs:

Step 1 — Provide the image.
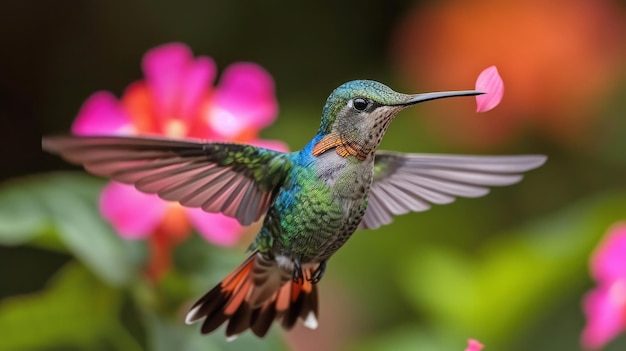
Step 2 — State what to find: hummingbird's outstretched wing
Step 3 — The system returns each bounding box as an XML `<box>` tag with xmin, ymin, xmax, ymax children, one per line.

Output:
<box><xmin>359</xmin><ymin>152</ymin><xmax>547</xmax><ymax>230</ymax></box>
<box><xmin>42</xmin><ymin>135</ymin><xmax>292</xmax><ymax>226</ymax></box>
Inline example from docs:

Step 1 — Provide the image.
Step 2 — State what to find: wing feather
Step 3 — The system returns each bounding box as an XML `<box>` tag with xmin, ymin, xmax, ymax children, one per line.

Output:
<box><xmin>360</xmin><ymin>152</ymin><xmax>546</xmax><ymax>230</ymax></box>
<box><xmin>42</xmin><ymin>135</ymin><xmax>291</xmax><ymax>226</ymax></box>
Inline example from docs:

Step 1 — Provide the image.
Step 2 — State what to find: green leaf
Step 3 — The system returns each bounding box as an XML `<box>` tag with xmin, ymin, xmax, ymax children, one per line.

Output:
<box><xmin>0</xmin><ymin>178</ymin><xmax>51</xmax><ymax>245</ymax></box>
<box><xmin>0</xmin><ymin>262</ymin><xmax>140</xmax><ymax>350</ymax></box>
<box><xmin>347</xmin><ymin>326</ymin><xmax>463</xmax><ymax>351</ymax></box>
<box><xmin>0</xmin><ymin>172</ymin><xmax>143</xmax><ymax>286</ymax></box>
<box><xmin>399</xmin><ymin>191</ymin><xmax>626</xmax><ymax>348</ymax></box>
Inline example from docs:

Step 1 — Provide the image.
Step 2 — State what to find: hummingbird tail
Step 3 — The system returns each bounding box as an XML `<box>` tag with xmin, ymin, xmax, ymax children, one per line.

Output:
<box><xmin>185</xmin><ymin>251</ymin><xmax>319</xmax><ymax>339</ymax></box>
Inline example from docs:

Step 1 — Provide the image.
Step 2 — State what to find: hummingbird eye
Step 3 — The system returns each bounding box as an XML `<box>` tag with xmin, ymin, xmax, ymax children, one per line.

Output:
<box><xmin>352</xmin><ymin>98</ymin><xmax>369</xmax><ymax>111</ymax></box>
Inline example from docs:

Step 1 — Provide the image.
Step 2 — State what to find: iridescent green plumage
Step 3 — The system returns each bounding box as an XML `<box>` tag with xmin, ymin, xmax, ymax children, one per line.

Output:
<box><xmin>42</xmin><ymin>79</ymin><xmax>547</xmax><ymax>339</ymax></box>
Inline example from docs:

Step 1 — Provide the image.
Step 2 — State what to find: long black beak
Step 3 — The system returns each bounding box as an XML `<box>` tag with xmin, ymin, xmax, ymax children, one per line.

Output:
<box><xmin>398</xmin><ymin>90</ymin><xmax>484</xmax><ymax>106</ymax></box>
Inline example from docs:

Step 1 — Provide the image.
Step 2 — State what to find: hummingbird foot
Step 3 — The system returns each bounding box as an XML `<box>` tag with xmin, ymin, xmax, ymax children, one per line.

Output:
<box><xmin>308</xmin><ymin>260</ymin><xmax>327</xmax><ymax>284</ymax></box>
<box><xmin>292</xmin><ymin>258</ymin><xmax>304</xmax><ymax>284</ymax></box>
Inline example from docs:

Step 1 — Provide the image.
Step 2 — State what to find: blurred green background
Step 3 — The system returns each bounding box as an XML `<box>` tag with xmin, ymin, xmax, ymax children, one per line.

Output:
<box><xmin>1</xmin><ymin>0</ymin><xmax>626</xmax><ymax>350</ymax></box>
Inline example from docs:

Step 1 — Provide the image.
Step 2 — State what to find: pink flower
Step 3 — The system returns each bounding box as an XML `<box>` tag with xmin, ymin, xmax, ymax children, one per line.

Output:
<box><xmin>465</xmin><ymin>339</ymin><xmax>484</xmax><ymax>351</ymax></box>
<box><xmin>582</xmin><ymin>223</ymin><xmax>626</xmax><ymax>350</ymax></box>
<box><xmin>475</xmin><ymin>66</ymin><xmax>504</xmax><ymax>113</ymax></box>
<box><xmin>72</xmin><ymin>43</ymin><xmax>287</xmax><ymax>279</ymax></box>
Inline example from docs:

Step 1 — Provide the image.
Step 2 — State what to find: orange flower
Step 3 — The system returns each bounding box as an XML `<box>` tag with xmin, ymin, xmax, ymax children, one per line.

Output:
<box><xmin>391</xmin><ymin>0</ymin><xmax>626</xmax><ymax>148</ymax></box>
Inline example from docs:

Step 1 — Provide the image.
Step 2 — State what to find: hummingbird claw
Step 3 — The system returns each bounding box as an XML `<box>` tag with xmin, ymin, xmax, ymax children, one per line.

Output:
<box><xmin>292</xmin><ymin>258</ymin><xmax>304</xmax><ymax>284</ymax></box>
<box><xmin>308</xmin><ymin>260</ymin><xmax>327</xmax><ymax>284</ymax></box>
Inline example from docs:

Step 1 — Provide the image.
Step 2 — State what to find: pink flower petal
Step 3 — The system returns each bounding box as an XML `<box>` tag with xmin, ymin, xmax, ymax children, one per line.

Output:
<box><xmin>72</xmin><ymin>91</ymin><xmax>134</xmax><ymax>135</ymax></box>
<box><xmin>465</xmin><ymin>339</ymin><xmax>484</xmax><ymax>351</ymax></box>
<box><xmin>210</xmin><ymin>62</ymin><xmax>278</xmax><ymax>137</ymax></box>
<box><xmin>143</xmin><ymin>43</ymin><xmax>190</xmax><ymax>117</ymax></box>
<box><xmin>178</xmin><ymin>56</ymin><xmax>215</xmax><ymax>121</ymax></box>
<box><xmin>591</xmin><ymin>223</ymin><xmax>626</xmax><ymax>283</ymax></box>
<box><xmin>99</xmin><ymin>182</ymin><xmax>168</xmax><ymax>239</ymax></box>
<box><xmin>475</xmin><ymin>66</ymin><xmax>504</xmax><ymax>113</ymax></box>
<box><xmin>186</xmin><ymin>208</ymin><xmax>244</xmax><ymax>246</ymax></box>
<box><xmin>142</xmin><ymin>43</ymin><xmax>216</xmax><ymax>123</ymax></box>
<box><xmin>581</xmin><ymin>281</ymin><xmax>626</xmax><ymax>350</ymax></box>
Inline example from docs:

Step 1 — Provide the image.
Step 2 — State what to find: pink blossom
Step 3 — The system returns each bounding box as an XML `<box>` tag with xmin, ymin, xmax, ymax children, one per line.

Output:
<box><xmin>72</xmin><ymin>42</ymin><xmax>287</xmax><ymax>254</ymax></box>
<box><xmin>99</xmin><ymin>182</ymin><xmax>167</xmax><ymax>239</ymax></box>
<box><xmin>475</xmin><ymin>66</ymin><xmax>504</xmax><ymax>113</ymax></box>
<box><xmin>465</xmin><ymin>339</ymin><xmax>484</xmax><ymax>351</ymax></box>
<box><xmin>582</xmin><ymin>223</ymin><xmax>626</xmax><ymax>350</ymax></box>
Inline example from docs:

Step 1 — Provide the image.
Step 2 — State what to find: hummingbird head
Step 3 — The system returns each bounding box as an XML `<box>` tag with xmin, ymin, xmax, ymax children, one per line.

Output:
<box><xmin>313</xmin><ymin>80</ymin><xmax>483</xmax><ymax>160</ymax></box>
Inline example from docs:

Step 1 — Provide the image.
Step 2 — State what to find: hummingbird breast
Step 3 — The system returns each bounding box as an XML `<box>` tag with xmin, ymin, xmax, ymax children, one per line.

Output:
<box><xmin>261</xmin><ymin>150</ymin><xmax>374</xmax><ymax>264</ymax></box>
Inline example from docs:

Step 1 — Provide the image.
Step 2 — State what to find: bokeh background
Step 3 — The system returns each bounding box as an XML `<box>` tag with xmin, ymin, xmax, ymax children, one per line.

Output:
<box><xmin>1</xmin><ymin>0</ymin><xmax>626</xmax><ymax>350</ymax></box>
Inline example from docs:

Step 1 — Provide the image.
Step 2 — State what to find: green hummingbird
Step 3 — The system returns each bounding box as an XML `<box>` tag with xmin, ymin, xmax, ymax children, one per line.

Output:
<box><xmin>42</xmin><ymin>80</ymin><xmax>546</xmax><ymax>340</ymax></box>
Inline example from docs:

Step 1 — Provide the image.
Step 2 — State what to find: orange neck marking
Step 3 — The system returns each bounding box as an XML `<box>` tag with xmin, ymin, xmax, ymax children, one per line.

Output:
<box><xmin>312</xmin><ymin>133</ymin><xmax>369</xmax><ymax>160</ymax></box>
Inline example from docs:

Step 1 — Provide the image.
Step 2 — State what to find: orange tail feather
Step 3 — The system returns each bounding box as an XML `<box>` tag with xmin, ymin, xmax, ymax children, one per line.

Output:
<box><xmin>185</xmin><ymin>251</ymin><xmax>319</xmax><ymax>339</ymax></box>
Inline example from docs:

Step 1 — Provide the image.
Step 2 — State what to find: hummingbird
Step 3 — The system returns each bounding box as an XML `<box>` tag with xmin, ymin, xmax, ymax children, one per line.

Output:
<box><xmin>42</xmin><ymin>80</ymin><xmax>546</xmax><ymax>340</ymax></box>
